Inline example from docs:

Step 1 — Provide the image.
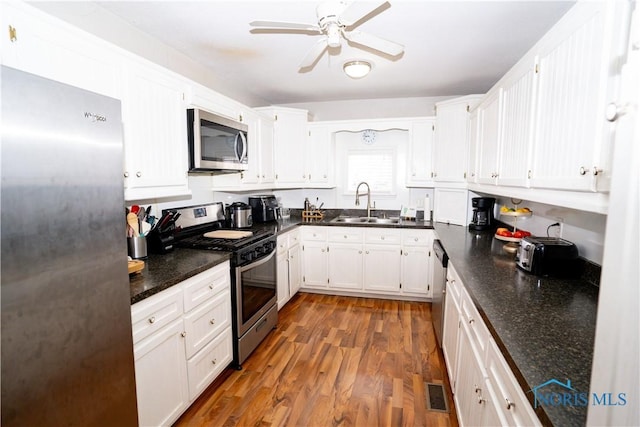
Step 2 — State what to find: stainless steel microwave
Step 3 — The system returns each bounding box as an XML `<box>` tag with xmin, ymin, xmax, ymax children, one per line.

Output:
<box><xmin>187</xmin><ymin>108</ymin><xmax>248</xmax><ymax>173</ymax></box>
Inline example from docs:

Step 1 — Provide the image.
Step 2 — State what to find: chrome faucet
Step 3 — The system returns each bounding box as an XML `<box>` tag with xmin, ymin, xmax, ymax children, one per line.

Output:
<box><xmin>355</xmin><ymin>181</ymin><xmax>372</xmax><ymax>218</ymax></box>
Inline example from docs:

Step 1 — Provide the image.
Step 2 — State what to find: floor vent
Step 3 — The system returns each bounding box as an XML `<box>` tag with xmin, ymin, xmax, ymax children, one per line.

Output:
<box><xmin>425</xmin><ymin>382</ymin><xmax>449</xmax><ymax>413</ymax></box>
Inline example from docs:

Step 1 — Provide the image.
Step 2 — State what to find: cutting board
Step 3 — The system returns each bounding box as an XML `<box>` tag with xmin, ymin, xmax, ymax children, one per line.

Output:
<box><xmin>203</xmin><ymin>230</ymin><xmax>253</xmax><ymax>239</ymax></box>
<box><xmin>128</xmin><ymin>260</ymin><xmax>145</xmax><ymax>275</ymax></box>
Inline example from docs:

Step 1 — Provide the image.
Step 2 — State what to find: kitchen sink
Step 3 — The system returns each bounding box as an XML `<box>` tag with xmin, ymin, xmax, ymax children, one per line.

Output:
<box><xmin>330</xmin><ymin>216</ymin><xmax>401</xmax><ymax>225</ymax></box>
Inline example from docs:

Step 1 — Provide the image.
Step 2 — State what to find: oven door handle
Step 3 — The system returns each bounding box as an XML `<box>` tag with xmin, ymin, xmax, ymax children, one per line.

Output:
<box><xmin>238</xmin><ymin>248</ymin><xmax>276</xmax><ymax>273</ymax></box>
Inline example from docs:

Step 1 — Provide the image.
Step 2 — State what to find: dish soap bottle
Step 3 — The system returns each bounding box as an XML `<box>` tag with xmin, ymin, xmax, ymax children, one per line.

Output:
<box><xmin>304</xmin><ymin>197</ymin><xmax>310</xmax><ymax>212</ymax></box>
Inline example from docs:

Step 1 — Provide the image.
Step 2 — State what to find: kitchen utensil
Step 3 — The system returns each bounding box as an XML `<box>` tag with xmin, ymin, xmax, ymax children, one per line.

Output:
<box><xmin>131</xmin><ymin>205</ymin><xmax>140</xmax><ymax>215</ymax></box>
<box><xmin>127</xmin><ymin>212</ymin><xmax>140</xmax><ymax>236</ymax></box>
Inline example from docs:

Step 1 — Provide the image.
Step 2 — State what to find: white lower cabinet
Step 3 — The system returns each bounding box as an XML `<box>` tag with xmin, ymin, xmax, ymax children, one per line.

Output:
<box><xmin>133</xmin><ymin>317</ymin><xmax>189</xmax><ymax>427</ymax></box>
<box><xmin>276</xmin><ymin>229</ymin><xmax>302</xmax><ymax>309</ymax></box>
<box><xmin>301</xmin><ymin>226</ymin><xmax>434</xmax><ymax>299</ymax></box>
<box><xmin>131</xmin><ymin>262</ymin><xmax>232</xmax><ymax>426</ymax></box>
<box><xmin>301</xmin><ymin>227</ymin><xmax>329</xmax><ymax>288</ymax></box>
<box><xmin>442</xmin><ymin>261</ymin><xmax>541</xmax><ymax>427</ymax></box>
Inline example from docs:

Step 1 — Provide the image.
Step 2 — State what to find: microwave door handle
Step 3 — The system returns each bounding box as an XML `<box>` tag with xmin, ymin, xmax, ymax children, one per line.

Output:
<box><xmin>237</xmin><ymin>131</ymin><xmax>248</xmax><ymax>163</ymax></box>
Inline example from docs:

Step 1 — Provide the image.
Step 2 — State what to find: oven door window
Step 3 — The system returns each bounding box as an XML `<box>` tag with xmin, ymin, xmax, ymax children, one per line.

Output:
<box><xmin>200</xmin><ymin>119</ymin><xmax>247</xmax><ymax>163</ymax></box>
<box><xmin>240</xmin><ymin>254</ymin><xmax>276</xmax><ymax>324</ymax></box>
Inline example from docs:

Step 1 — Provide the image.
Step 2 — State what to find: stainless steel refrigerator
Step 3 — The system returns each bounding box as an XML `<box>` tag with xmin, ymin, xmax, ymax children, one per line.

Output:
<box><xmin>1</xmin><ymin>66</ymin><xmax>138</xmax><ymax>426</ymax></box>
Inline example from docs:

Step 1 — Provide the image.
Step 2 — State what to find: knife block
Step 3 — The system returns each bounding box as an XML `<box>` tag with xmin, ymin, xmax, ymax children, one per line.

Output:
<box><xmin>147</xmin><ymin>225</ymin><xmax>175</xmax><ymax>254</ymax></box>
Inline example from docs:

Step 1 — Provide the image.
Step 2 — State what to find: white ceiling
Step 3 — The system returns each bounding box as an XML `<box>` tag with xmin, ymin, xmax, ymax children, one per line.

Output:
<box><xmin>34</xmin><ymin>1</ymin><xmax>575</xmax><ymax>105</ymax></box>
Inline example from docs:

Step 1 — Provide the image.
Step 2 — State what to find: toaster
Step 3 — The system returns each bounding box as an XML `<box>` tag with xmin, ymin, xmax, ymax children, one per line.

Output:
<box><xmin>516</xmin><ymin>236</ymin><xmax>580</xmax><ymax>277</ymax></box>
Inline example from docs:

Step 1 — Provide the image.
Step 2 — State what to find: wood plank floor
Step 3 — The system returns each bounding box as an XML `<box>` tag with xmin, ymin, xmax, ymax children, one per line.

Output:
<box><xmin>174</xmin><ymin>293</ymin><xmax>459</xmax><ymax>427</ymax></box>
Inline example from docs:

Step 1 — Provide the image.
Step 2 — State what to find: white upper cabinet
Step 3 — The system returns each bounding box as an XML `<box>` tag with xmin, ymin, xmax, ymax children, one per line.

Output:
<box><xmin>1</xmin><ymin>1</ymin><xmax>121</xmax><ymax>99</ymax></box>
<box><xmin>466</xmin><ymin>109</ymin><xmax>480</xmax><ymax>184</ymax></box>
<box><xmin>238</xmin><ymin>109</ymin><xmax>275</xmax><ymax>187</ymax></box>
<box><xmin>476</xmin><ymin>89</ymin><xmax>503</xmax><ymax>185</ymax></box>
<box><xmin>433</xmin><ymin>96</ymin><xmax>483</xmax><ymax>184</ymax></box>
<box><xmin>530</xmin><ymin>2</ymin><xmax>626</xmax><ymax>192</ymax></box>
<box><xmin>121</xmin><ymin>59</ymin><xmax>190</xmax><ymax>201</ymax></box>
<box><xmin>407</xmin><ymin>118</ymin><xmax>436</xmax><ymax>187</ymax></box>
<box><xmin>307</xmin><ymin>123</ymin><xmax>334</xmax><ymax>187</ymax></box>
<box><xmin>498</xmin><ymin>58</ymin><xmax>537</xmax><ymax>187</ymax></box>
<box><xmin>255</xmin><ymin>107</ymin><xmax>309</xmax><ymax>188</ymax></box>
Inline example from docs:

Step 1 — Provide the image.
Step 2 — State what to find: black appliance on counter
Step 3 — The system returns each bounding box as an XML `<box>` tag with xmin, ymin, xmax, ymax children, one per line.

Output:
<box><xmin>432</xmin><ymin>240</ymin><xmax>448</xmax><ymax>348</ymax></box>
<box><xmin>248</xmin><ymin>195</ymin><xmax>279</xmax><ymax>223</ymax></box>
<box><xmin>469</xmin><ymin>197</ymin><xmax>496</xmax><ymax>231</ymax></box>
<box><xmin>168</xmin><ymin>202</ymin><xmax>278</xmax><ymax>368</ymax></box>
<box><xmin>516</xmin><ymin>236</ymin><xmax>580</xmax><ymax>277</ymax></box>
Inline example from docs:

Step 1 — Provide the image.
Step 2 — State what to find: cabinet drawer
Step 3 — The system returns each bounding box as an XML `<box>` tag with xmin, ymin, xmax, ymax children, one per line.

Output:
<box><xmin>364</xmin><ymin>228</ymin><xmax>402</xmax><ymax>245</ymax></box>
<box><xmin>446</xmin><ymin>264</ymin><xmax>462</xmax><ymax>305</ymax></box>
<box><xmin>187</xmin><ymin>327</ymin><xmax>233</xmax><ymax>401</ymax></box>
<box><xmin>460</xmin><ymin>287</ymin><xmax>490</xmax><ymax>357</ymax></box>
<box><xmin>287</xmin><ymin>229</ymin><xmax>301</xmax><ymax>246</ymax></box>
<box><xmin>402</xmin><ymin>229</ymin><xmax>433</xmax><ymax>246</ymax></box>
<box><xmin>486</xmin><ymin>339</ymin><xmax>541</xmax><ymax>426</ymax></box>
<box><xmin>328</xmin><ymin>227</ymin><xmax>364</xmax><ymax>243</ymax></box>
<box><xmin>131</xmin><ymin>286</ymin><xmax>183</xmax><ymax>344</ymax></box>
<box><xmin>183</xmin><ymin>261</ymin><xmax>230</xmax><ymax>313</ymax></box>
<box><xmin>277</xmin><ymin>234</ymin><xmax>289</xmax><ymax>252</ymax></box>
<box><xmin>301</xmin><ymin>227</ymin><xmax>327</xmax><ymax>241</ymax></box>
<box><xmin>183</xmin><ymin>290</ymin><xmax>231</xmax><ymax>359</ymax></box>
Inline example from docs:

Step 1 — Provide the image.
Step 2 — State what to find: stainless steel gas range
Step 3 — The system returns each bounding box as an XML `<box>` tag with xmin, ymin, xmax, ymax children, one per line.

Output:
<box><xmin>168</xmin><ymin>202</ymin><xmax>278</xmax><ymax>369</ymax></box>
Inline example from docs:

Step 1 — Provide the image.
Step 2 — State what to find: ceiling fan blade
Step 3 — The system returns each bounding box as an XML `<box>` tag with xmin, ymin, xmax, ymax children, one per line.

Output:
<box><xmin>339</xmin><ymin>1</ymin><xmax>390</xmax><ymax>29</ymax></box>
<box><xmin>299</xmin><ymin>38</ymin><xmax>329</xmax><ymax>69</ymax></box>
<box><xmin>343</xmin><ymin>30</ymin><xmax>404</xmax><ymax>56</ymax></box>
<box><xmin>249</xmin><ymin>20</ymin><xmax>321</xmax><ymax>32</ymax></box>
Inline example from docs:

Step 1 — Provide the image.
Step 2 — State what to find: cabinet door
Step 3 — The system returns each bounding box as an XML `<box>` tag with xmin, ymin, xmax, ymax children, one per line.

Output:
<box><xmin>307</xmin><ymin>124</ymin><xmax>332</xmax><ymax>186</ymax></box>
<box><xmin>276</xmin><ymin>248</ymin><xmax>290</xmax><ymax>310</ymax></box>
<box><xmin>531</xmin><ymin>3</ymin><xmax>614</xmax><ymax>191</ymax></box>
<box><xmin>263</xmin><ymin>108</ymin><xmax>308</xmax><ymax>187</ymax></box>
<box><xmin>328</xmin><ymin>243</ymin><xmax>363</xmax><ymax>290</ymax></box>
<box><xmin>363</xmin><ymin>245</ymin><xmax>401</xmax><ymax>293</ymax></box>
<box><xmin>407</xmin><ymin>119</ymin><xmax>435</xmax><ymax>186</ymax></box>
<box><xmin>401</xmin><ymin>246</ymin><xmax>430</xmax><ymax>296</ymax></box>
<box><xmin>454</xmin><ymin>323</ymin><xmax>486</xmax><ymax>427</ymax></box>
<box><xmin>134</xmin><ymin>318</ymin><xmax>189</xmax><ymax>427</ymax></box>
<box><xmin>288</xmin><ymin>243</ymin><xmax>302</xmax><ymax>297</ymax></box>
<box><xmin>301</xmin><ymin>241</ymin><xmax>328</xmax><ymax>288</ymax></box>
<box><xmin>122</xmin><ymin>60</ymin><xmax>189</xmax><ymax>201</ymax></box>
<box><xmin>433</xmin><ymin>103</ymin><xmax>470</xmax><ymax>182</ymax></box>
<box><xmin>476</xmin><ymin>89</ymin><xmax>502</xmax><ymax>185</ymax></box>
<box><xmin>466</xmin><ymin>109</ymin><xmax>480</xmax><ymax>184</ymax></box>
<box><xmin>442</xmin><ymin>286</ymin><xmax>461</xmax><ymax>392</ymax></box>
<box><xmin>239</xmin><ymin>110</ymin><xmax>261</xmax><ymax>186</ymax></box>
<box><xmin>1</xmin><ymin>2</ymin><xmax>121</xmax><ymax>99</ymax></box>
<box><xmin>258</xmin><ymin>113</ymin><xmax>275</xmax><ymax>184</ymax></box>
<box><xmin>183</xmin><ymin>291</ymin><xmax>231</xmax><ymax>359</ymax></box>
<box><xmin>498</xmin><ymin>59</ymin><xmax>537</xmax><ymax>187</ymax></box>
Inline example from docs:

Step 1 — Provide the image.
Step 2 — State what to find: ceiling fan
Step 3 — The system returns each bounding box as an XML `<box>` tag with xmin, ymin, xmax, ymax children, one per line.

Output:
<box><xmin>249</xmin><ymin>0</ymin><xmax>404</xmax><ymax>69</ymax></box>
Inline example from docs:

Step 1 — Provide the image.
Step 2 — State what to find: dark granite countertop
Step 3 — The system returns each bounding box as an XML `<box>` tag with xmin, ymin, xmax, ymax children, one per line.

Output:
<box><xmin>434</xmin><ymin>223</ymin><xmax>598</xmax><ymax>427</ymax></box>
<box><xmin>129</xmin><ymin>249</ymin><xmax>231</xmax><ymax>304</ymax></box>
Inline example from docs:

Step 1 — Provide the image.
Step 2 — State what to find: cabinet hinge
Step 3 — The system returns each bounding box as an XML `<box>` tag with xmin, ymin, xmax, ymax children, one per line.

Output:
<box><xmin>466</xmin><ymin>105</ymin><xmax>470</xmax><ymax>112</ymax></box>
<box><xmin>464</xmin><ymin>172</ymin><xmax>467</xmax><ymax>179</ymax></box>
<box><xmin>9</xmin><ymin>25</ymin><xmax>17</xmax><ymax>42</ymax></box>
<box><xmin>303</xmin><ymin>275</ymin><xmax>306</xmax><ymax>282</ymax></box>
<box><xmin>400</xmin><ymin>249</ymin><xmax>403</xmax><ymax>255</ymax></box>
<box><xmin>274</xmin><ymin>114</ymin><xmax>278</xmax><ymax>121</ymax></box>
<box><xmin>302</xmin><ymin>245</ymin><xmax>304</xmax><ymax>251</ymax></box>
<box><xmin>400</xmin><ymin>283</ymin><xmax>402</xmax><ymax>289</ymax></box>
<box><xmin>432</xmin><ymin>124</ymin><xmax>435</xmax><ymax>131</ymax></box>
<box><xmin>535</xmin><ymin>63</ymin><xmax>540</xmax><ymax>74</ymax></box>
<box><xmin>428</xmin><ymin>250</ymin><xmax>431</xmax><ymax>257</ymax></box>
<box><xmin>327</xmin><ymin>246</ymin><xmax>330</xmax><ymax>252</ymax></box>
<box><xmin>239</xmin><ymin>114</ymin><xmax>243</xmax><ymax>122</ymax></box>
<box><xmin>308</xmin><ymin>130</ymin><xmax>311</xmax><ymax>136</ymax></box>
<box><xmin>427</xmin><ymin>284</ymin><xmax>430</xmax><ymax>291</ymax></box>
<box><xmin>327</xmin><ymin>278</ymin><xmax>330</xmax><ymax>284</ymax></box>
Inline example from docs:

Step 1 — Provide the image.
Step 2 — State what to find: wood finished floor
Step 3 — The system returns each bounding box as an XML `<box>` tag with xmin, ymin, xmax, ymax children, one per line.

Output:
<box><xmin>174</xmin><ymin>292</ymin><xmax>458</xmax><ymax>427</ymax></box>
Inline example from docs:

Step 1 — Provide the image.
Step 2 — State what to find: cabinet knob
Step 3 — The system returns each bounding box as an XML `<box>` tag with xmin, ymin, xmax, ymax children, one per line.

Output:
<box><xmin>148</xmin><ymin>316</ymin><xmax>155</xmax><ymax>324</ymax></box>
<box><xmin>262</xmin><ymin>174</ymin><xmax>266</xmax><ymax>178</ymax></box>
<box><xmin>469</xmin><ymin>318</ymin><xmax>475</xmax><ymax>324</ymax></box>
<box><xmin>579</xmin><ymin>166</ymin><xmax>588</xmax><ymax>175</ymax></box>
<box><xmin>136</xmin><ymin>171</ymin><xmax>142</xmax><ymax>178</ymax></box>
<box><xmin>359</xmin><ymin>250</ymin><xmax>362</xmax><ymax>254</ymax></box>
<box><xmin>181</xmin><ymin>331</ymin><xmax>187</xmax><ymax>337</ymax></box>
<box><xmin>212</xmin><ymin>358</ymin><xmax>217</xmax><ymax>365</ymax></box>
<box><xmin>209</xmin><ymin>284</ymin><xmax>214</xmax><ymax>290</ymax></box>
<box><xmin>414</xmin><ymin>237</ymin><xmax>418</xmax><ymax>241</ymax></box>
<box><xmin>605</xmin><ymin>102</ymin><xmax>630</xmax><ymax>122</ymax></box>
<box><xmin>505</xmin><ymin>398</ymin><xmax>514</xmax><ymax>410</ymax></box>
<box><xmin>381</xmin><ymin>236</ymin><xmax>385</xmax><ymax>240</ymax></box>
<box><xmin>210</xmin><ymin>318</ymin><xmax>215</xmax><ymax>325</ymax></box>
<box><xmin>366</xmin><ymin>251</ymin><xmax>369</xmax><ymax>254</ymax></box>
<box><xmin>302</xmin><ymin>174</ymin><xmax>306</xmax><ymax>179</ymax></box>
<box><xmin>593</xmin><ymin>167</ymin><xmax>603</xmax><ymax>176</ymax></box>
<box><xmin>124</xmin><ymin>172</ymin><xmax>129</xmax><ymax>178</ymax></box>
<box><xmin>412</xmin><ymin>172</ymin><xmax>416</xmax><ymax>176</ymax></box>
<box><xmin>344</xmin><ymin>235</ymin><xmax>347</xmax><ymax>239</ymax></box>
<box><xmin>323</xmin><ymin>174</ymin><xmax>327</xmax><ymax>178</ymax></box>
<box><xmin>478</xmin><ymin>396</ymin><xmax>486</xmax><ymax>404</ymax></box>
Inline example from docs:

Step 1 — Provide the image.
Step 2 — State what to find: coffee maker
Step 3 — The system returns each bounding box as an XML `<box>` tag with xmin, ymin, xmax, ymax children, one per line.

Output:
<box><xmin>469</xmin><ymin>197</ymin><xmax>496</xmax><ymax>231</ymax></box>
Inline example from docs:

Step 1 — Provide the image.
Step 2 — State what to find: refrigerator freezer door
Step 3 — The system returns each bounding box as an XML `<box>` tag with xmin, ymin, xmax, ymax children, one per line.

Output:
<box><xmin>1</xmin><ymin>66</ymin><xmax>138</xmax><ymax>426</ymax></box>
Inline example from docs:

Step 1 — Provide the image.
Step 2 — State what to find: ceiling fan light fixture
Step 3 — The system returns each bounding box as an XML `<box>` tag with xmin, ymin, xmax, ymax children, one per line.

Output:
<box><xmin>343</xmin><ymin>60</ymin><xmax>371</xmax><ymax>79</ymax></box>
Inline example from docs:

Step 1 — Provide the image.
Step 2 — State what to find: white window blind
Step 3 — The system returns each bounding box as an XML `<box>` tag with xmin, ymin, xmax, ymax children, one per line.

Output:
<box><xmin>346</xmin><ymin>149</ymin><xmax>395</xmax><ymax>193</ymax></box>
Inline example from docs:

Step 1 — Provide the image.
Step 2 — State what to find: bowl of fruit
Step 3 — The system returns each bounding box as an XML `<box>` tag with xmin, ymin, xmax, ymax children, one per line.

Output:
<box><xmin>500</xmin><ymin>205</ymin><xmax>532</xmax><ymax>217</ymax></box>
<box><xmin>495</xmin><ymin>227</ymin><xmax>531</xmax><ymax>242</ymax></box>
